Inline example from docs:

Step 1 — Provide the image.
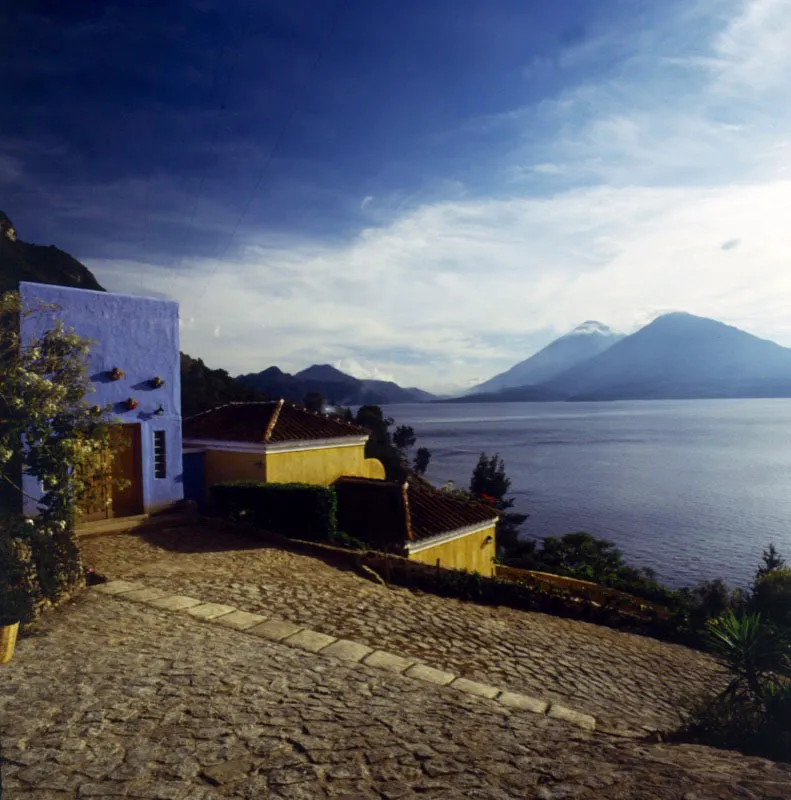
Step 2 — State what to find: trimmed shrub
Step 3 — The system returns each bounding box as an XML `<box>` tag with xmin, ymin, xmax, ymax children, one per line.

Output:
<box><xmin>211</xmin><ymin>482</ymin><xmax>337</xmax><ymax>541</ymax></box>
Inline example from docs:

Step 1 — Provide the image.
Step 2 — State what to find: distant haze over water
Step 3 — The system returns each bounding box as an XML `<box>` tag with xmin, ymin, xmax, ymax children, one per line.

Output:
<box><xmin>389</xmin><ymin>400</ymin><xmax>791</xmax><ymax>589</ymax></box>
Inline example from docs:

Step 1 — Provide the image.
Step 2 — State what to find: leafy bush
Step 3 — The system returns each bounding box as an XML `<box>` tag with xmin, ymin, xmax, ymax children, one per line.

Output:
<box><xmin>502</xmin><ymin>531</ymin><xmax>757</xmax><ymax>643</ymax></box>
<box><xmin>678</xmin><ymin>686</ymin><xmax>791</xmax><ymax>761</ymax></box>
<box><xmin>0</xmin><ymin>530</ymin><xmax>33</xmax><ymax>625</ymax></box>
<box><xmin>211</xmin><ymin>481</ymin><xmax>337</xmax><ymax>541</ymax></box>
<box><xmin>752</xmin><ymin>568</ymin><xmax>791</xmax><ymax>631</ymax></box>
<box><xmin>0</xmin><ymin>515</ymin><xmax>85</xmax><ymax>625</ymax></box>
<box><xmin>675</xmin><ymin>610</ymin><xmax>791</xmax><ymax>761</ymax></box>
<box><xmin>705</xmin><ymin>611</ymin><xmax>791</xmax><ymax>699</ymax></box>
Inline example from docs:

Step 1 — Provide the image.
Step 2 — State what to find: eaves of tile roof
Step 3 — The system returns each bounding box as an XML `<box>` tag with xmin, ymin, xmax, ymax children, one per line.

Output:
<box><xmin>182</xmin><ymin>400</ymin><xmax>370</xmax><ymax>444</ymax></box>
<box><xmin>334</xmin><ymin>477</ymin><xmax>498</xmax><ymax>548</ymax></box>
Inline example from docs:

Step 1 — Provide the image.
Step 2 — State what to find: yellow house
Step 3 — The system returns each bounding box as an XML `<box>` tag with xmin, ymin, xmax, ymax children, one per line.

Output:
<box><xmin>182</xmin><ymin>400</ymin><xmax>385</xmax><ymax>495</ymax></box>
<box><xmin>334</xmin><ymin>477</ymin><xmax>499</xmax><ymax>577</ymax></box>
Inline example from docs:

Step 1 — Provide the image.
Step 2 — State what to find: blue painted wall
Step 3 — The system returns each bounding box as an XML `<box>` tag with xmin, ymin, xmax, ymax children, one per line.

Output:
<box><xmin>182</xmin><ymin>450</ymin><xmax>206</xmax><ymax>510</ymax></box>
<box><xmin>19</xmin><ymin>282</ymin><xmax>183</xmax><ymax>515</ymax></box>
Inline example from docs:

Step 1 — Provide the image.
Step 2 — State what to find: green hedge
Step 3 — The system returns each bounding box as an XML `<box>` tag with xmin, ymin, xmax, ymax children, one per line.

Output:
<box><xmin>210</xmin><ymin>481</ymin><xmax>337</xmax><ymax>541</ymax></box>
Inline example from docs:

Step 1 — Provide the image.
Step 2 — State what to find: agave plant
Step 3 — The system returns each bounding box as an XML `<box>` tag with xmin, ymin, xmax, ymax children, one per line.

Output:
<box><xmin>705</xmin><ymin>611</ymin><xmax>791</xmax><ymax>702</ymax></box>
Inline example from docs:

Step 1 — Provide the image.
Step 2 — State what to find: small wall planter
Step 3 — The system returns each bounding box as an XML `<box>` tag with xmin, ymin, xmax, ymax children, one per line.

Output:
<box><xmin>125</xmin><ymin>397</ymin><xmax>139</xmax><ymax>411</ymax></box>
<box><xmin>149</xmin><ymin>376</ymin><xmax>165</xmax><ymax>389</ymax></box>
<box><xmin>108</xmin><ymin>367</ymin><xmax>125</xmax><ymax>381</ymax></box>
<box><xmin>0</xmin><ymin>622</ymin><xmax>19</xmax><ymax>665</ymax></box>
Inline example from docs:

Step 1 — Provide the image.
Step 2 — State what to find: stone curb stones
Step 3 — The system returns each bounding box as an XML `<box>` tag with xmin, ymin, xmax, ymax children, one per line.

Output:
<box><xmin>91</xmin><ymin>580</ymin><xmax>597</xmax><ymax>732</ymax></box>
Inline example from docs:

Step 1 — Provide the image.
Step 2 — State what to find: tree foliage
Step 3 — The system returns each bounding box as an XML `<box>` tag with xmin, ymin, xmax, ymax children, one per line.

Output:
<box><xmin>678</xmin><ymin>610</ymin><xmax>791</xmax><ymax>761</ymax></box>
<box><xmin>0</xmin><ymin>291</ymin><xmax>114</xmax><ymax>527</ymax></box>
<box><xmin>303</xmin><ymin>391</ymin><xmax>324</xmax><ymax>413</ymax></box>
<box><xmin>705</xmin><ymin>610</ymin><xmax>791</xmax><ymax>700</ymax></box>
<box><xmin>752</xmin><ymin>568</ymin><xmax>791</xmax><ymax>631</ymax></box>
<box><xmin>468</xmin><ymin>453</ymin><xmax>527</xmax><ymax>554</ymax></box>
<box><xmin>354</xmin><ymin>405</ymin><xmax>405</xmax><ymax>481</ymax></box>
<box><xmin>412</xmin><ymin>447</ymin><xmax>431</xmax><ymax>477</ymax></box>
<box><xmin>180</xmin><ymin>352</ymin><xmax>265</xmax><ymax>417</ymax></box>
<box><xmin>352</xmin><ymin>406</ymin><xmax>431</xmax><ymax>483</ymax></box>
<box><xmin>757</xmin><ymin>543</ymin><xmax>786</xmax><ymax>581</ymax></box>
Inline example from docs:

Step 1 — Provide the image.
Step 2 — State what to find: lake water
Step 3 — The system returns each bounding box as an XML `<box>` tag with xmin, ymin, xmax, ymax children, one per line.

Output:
<box><xmin>387</xmin><ymin>399</ymin><xmax>791</xmax><ymax>589</ymax></box>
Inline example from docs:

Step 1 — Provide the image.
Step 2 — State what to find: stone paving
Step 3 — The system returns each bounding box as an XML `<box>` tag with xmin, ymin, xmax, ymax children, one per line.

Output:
<box><xmin>2</xmin><ymin>593</ymin><xmax>791</xmax><ymax>799</ymax></box>
<box><xmin>81</xmin><ymin>525</ymin><xmax>726</xmax><ymax>735</ymax></box>
<box><xmin>91</xmin><ymin>579</ymin><xmax>596</xmax><ymax>731</ymax></box>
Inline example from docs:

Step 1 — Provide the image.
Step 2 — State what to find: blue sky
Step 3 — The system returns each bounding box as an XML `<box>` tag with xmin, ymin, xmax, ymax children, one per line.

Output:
<box><xmin>3</xmin><ymin>0</ymin><xmax>791</xmax><ymax>391</ymax></box>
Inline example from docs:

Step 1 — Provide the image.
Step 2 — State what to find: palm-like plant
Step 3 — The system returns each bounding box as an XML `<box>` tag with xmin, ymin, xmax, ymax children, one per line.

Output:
<box><xmin>705</xmin><ymin>611</ymin><xmax>791</xmax><ymax>701</ymax></box>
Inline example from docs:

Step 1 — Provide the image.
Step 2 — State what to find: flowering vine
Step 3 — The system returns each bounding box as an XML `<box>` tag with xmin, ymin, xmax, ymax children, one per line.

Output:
<box><xmin>0</xmin><ymin>291</ymin><xmax>115</xmax><ymax>529</ymax></box>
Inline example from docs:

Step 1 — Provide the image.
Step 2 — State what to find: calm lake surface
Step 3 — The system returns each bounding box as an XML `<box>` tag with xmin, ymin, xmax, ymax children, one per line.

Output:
<box><xmin>388</xmin><ymin>400</ymin><xmax>791</xmax><ymax>589</ymax></box>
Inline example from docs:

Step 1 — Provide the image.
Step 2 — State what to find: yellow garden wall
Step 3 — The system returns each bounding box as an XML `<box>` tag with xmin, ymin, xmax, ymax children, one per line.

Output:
<box><xmin>407</xmin><ymin>524</ymin><xmax>497</xmax><ymax>578</ymax></box>
<box><xmin>265</xmin><ymin>445</ymin><xmax>384</xmax><ymax>486</ymax></box>
<box><xmin>203</xmin><ymin>450</ymin><xmax>266</xmax><ymax>489</ymax></box>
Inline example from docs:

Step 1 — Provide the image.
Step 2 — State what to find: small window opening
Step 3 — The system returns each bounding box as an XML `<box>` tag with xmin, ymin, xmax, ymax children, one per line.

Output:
<box><xmin>153</xmin><ymin>430</ymin><xmax>167</xmax><ymax>479</ymax></box>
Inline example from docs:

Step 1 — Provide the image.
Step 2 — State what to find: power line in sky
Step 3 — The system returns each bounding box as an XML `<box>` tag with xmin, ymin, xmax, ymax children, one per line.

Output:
<box><xmin>193</xmin><ymin>0</ymin><xmax>349</xmax><ymax>307</ymax></box>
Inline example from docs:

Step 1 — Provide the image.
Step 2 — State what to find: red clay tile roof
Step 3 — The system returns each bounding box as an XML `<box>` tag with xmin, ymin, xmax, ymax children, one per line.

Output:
<box><xmin>406</xmin><ymin>482</ymin><xmax>498</xmax><ymax>541</ymax></box>
<box><xmin>334</xmin><ymin>477</ymin><xmax>498</xmax><ymax>548</ymax></box>
<box><xmin>182</xmin><ymin>401</ymin><xmax>370</xmax><ymax>443</ymax></box>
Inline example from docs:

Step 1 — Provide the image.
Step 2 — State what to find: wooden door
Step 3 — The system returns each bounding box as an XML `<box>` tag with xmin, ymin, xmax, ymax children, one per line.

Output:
<box><xmin>77</xmin><ymin>443</ymin><xmax>112</xmax><ymax>522</ymax></box>
<box><xmin>110</xmin><ymin>424</ymin><xmax>143</xmax><ymax>518</ymax></box>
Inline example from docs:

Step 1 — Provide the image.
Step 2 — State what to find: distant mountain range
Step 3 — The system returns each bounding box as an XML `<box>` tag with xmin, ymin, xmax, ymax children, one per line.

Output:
<box><xmin>9</xmin><ymin>207</ymin><xmax>789</xmax><ymax>405</ymax></box>
<box><xmin>0</xmin><ymin>211</ymin><xmax>104</xmax><ymax>295</ymax></box>
<box><xmin>0</xmin><ymin>213</ymin><xmax>432</xmax><ymax>409</ymax></box>
<box><xmin>471</xmin><ymin>320</ymin><xmax>624</xmax><ymax>394</ymax></box>
<box><xmin>237</xmin><ymin>363</ymin><xmax>435</xmax><ymax>406</ymax></box>
<box><xmin>453</xmin><ymin>313</ymin><xmax>791</xmax><ymax>403</ymax></box>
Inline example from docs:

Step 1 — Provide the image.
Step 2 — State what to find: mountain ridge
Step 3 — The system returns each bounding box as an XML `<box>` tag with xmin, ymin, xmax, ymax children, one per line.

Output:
<box><xmin>0</xmin><ymin>211</ymin><xmax>105</xmax><ymax>295</ymax></box>
<box><xmin>238</xmin><ymin>362</ymin><xmax>435</xmax><ymax>405</ymax></box>
<box><xmin>471</xmin><ymin>320</ymin><xmax>624</xmax><ymax>395</ymax></box>
<box><xmin>457</xmin><ymin>312</ymin><xmax>791</xmax><ymax>403</ymax></box>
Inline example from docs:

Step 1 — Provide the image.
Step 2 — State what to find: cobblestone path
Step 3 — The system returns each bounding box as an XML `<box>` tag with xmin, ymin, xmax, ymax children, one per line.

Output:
<box><xmin>81</xmin><ymin>525</ymin><xmax>725</xmax><ymax>735</ymax></box>
<box><xmin>2</xmin><ymin>594</ymin><xmax>790</xmax><ymax>799</ymax></box>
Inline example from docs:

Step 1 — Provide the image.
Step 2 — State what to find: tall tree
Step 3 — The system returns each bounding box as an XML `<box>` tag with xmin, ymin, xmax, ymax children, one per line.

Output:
<box><xmin>468</xmin><ymin>453</ymin><xmax>527</xmax><ymax>555</ymax></box>
<box><xmin>756</xmin><ymin>543</ymin><xmax>786</xmax><ymax>580</ymax></box>
<box><xmin>412</xmin><ymin>447</ymin><xmax>431</xmax><ymax>477</ymax></box>
<box><xmin>355</xmin><ymin>405</ymin><xmax>404</xmax><ymax>481</ymax></box>
<box><xmin>392</xmin><ymin>425</ymin><xmax>416</xmax><ymax>455</ymax></box>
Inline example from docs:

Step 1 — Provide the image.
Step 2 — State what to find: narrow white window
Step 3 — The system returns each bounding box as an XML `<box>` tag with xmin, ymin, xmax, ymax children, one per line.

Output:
<box><xmin>153</xmin><ymin>430</ymin><xmax>167</xmax><ymax>479</ymax></box>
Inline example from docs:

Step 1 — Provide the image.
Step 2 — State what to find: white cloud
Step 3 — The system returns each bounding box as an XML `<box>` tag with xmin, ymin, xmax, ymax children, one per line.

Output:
<box><xmin>89</xmin><ymin>0</ymin><xmax>791</xmax><ymax>391</ymax></box>
<box><xmin>333</xmin><ymin>358</ymin><xmax>396</xmax><ymax>383</ymax></box>
<box><xmin>360</xmin><ymin>195</ymin><xmax>374</xmax><ymax>210</ymax></box>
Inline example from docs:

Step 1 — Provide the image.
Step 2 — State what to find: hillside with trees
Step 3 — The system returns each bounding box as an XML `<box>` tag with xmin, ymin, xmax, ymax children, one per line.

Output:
<box><xmin>0</xmin><ymin>211</ymin><xmax>105</xmax><ymax>295</ymax></box>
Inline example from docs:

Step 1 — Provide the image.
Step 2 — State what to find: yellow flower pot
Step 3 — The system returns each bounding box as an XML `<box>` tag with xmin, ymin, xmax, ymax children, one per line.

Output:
<box><xmin>0</xmin><ymin>622</ymin><xmax>19</xmax><ymax>664</ymax></box>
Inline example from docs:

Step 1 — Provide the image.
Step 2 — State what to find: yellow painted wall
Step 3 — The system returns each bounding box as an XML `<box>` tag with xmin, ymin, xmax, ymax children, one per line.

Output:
<box><xmin>201</xmin><ymin>443</ymin><xmax>385</xmax><ymax>494</ymax></box>
<box><xmin>203</xmin><ymin>450</ymin><xmax>267</xmax><ymax>489</ymax></box>
<box><xmin>265</xmin><ymin>444</ymin><xmax>384</xmax><ymax>486</ymax></box>
<box><xmin>364</xmin><ymin>457</ymin><xmax>386</xmax><ymax>480</ymax></box>
<box><xmin>407</xmin><ymin>524</ymin><xmax>496</xmax><ymax>577</ymax></box>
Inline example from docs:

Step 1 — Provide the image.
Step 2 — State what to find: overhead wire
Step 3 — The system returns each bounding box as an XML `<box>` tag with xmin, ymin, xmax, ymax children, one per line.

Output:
<box><xmin>192</xmin><ymin>0</ymin><xmax>349</xmax><ymax>307</ymax></box>
<box><xmin>165</xmin><ymin>0</ymin><xmax>255</xmax><ymax>299</ymax></box>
